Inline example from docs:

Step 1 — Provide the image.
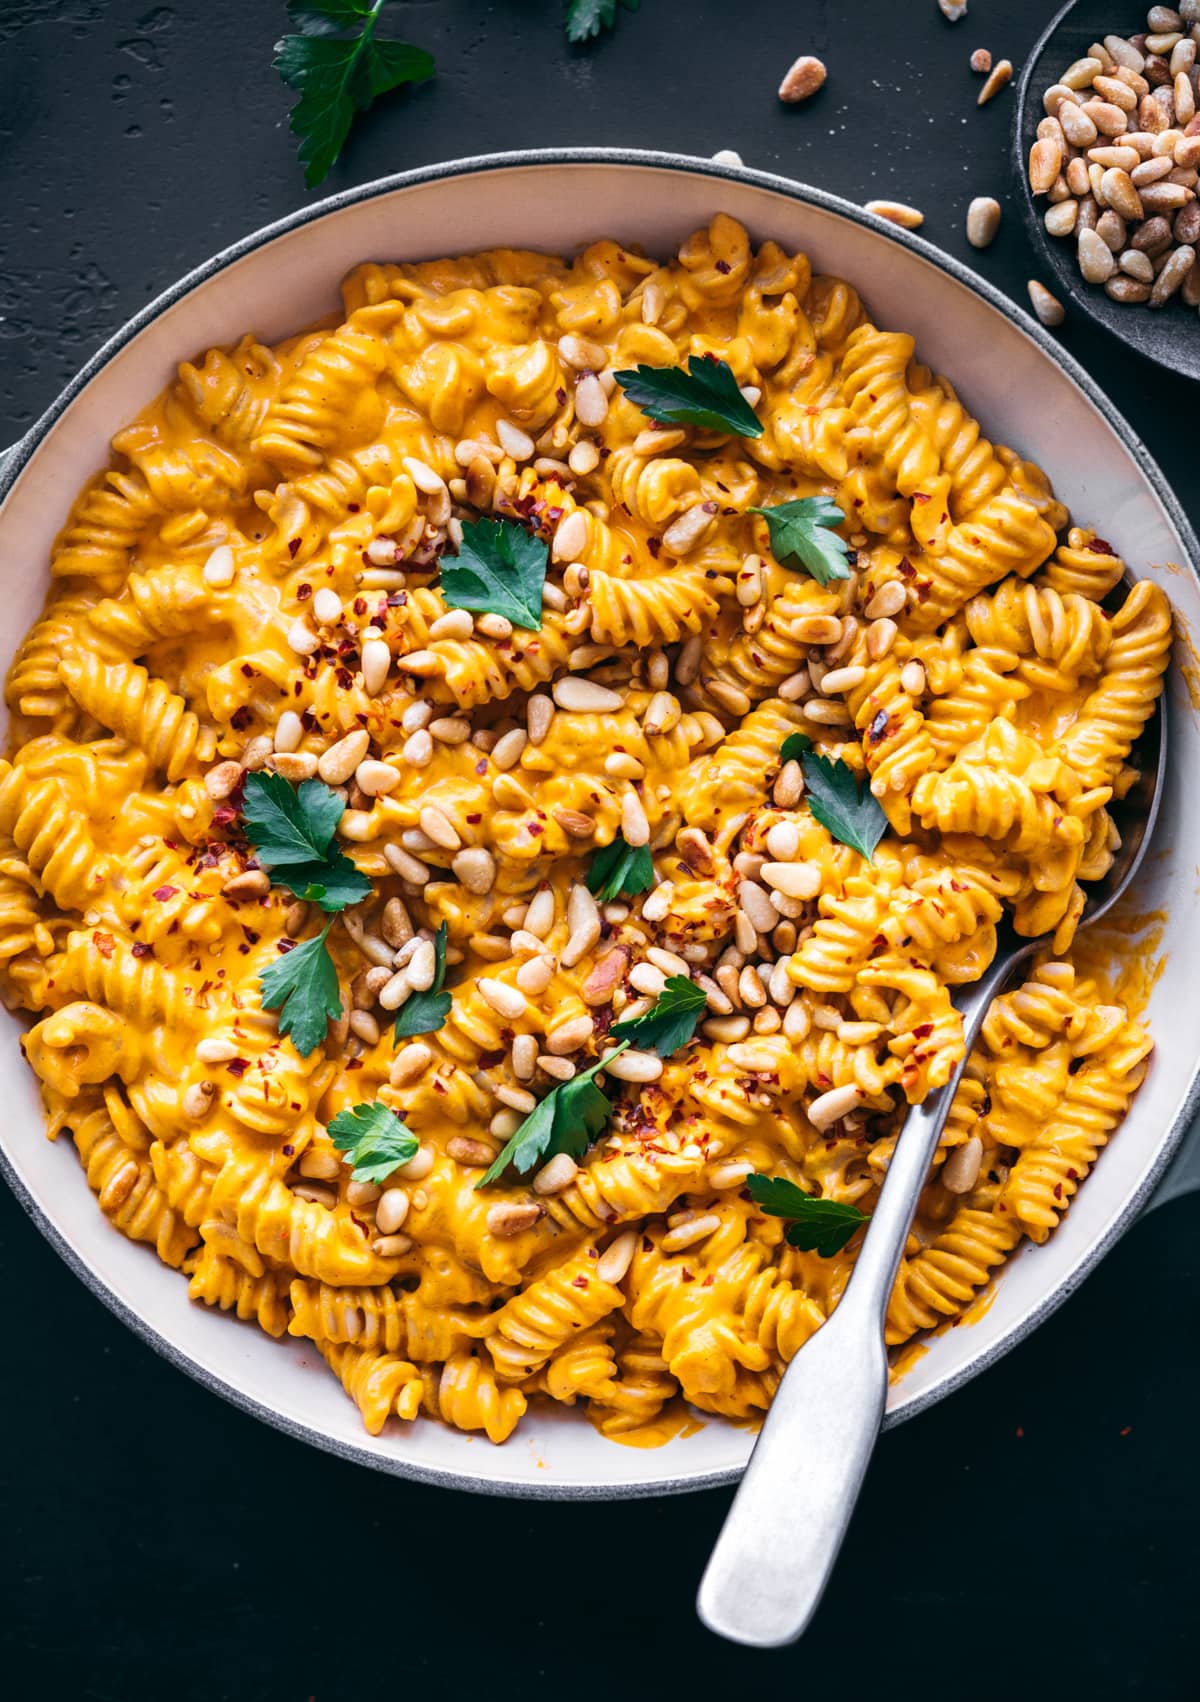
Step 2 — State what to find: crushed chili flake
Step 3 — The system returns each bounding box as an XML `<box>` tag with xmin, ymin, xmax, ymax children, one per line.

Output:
<box><xmin>152</xmin><ymin>885</ymin><xmax>177</xmax><ymax>902</ymax></box>
<box><xmin>289</xmin><ymin>540</ymin><xmax>302</xmax><ymax>559</ymax></box>
<box><xmin>1087</xmin><ymin>536</ymin><xmax>1114</xmax><ymax>554</ymax></box>
<box><xmin>92</xmin><ymin>931</ymin><xmax>115</xmax><ymax>959</ymax></box>
<box><xmin>131</xmin><ymin>941</ymin><xmax>155</xmax><ymax>959</ymax></box>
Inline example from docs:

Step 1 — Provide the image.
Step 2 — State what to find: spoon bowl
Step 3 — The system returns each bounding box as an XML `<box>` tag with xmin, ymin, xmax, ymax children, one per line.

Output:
<box><xmin>698</xmin><ymin>677</ymin><xmax>1168</xmax><ymax>1648</ymax></box>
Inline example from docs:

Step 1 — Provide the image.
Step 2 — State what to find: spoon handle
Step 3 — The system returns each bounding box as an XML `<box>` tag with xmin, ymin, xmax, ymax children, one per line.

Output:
<box><xmin>697</xmin><ymin>947</ymin><xmax>1026</xmax><ymax>1649</ymax></box>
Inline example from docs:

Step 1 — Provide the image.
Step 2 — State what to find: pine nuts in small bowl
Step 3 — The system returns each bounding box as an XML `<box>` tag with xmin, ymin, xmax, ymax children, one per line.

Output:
<box><xmin>1015</xmin><ymin>0</ymin><xmax>1200</xmax><ymax>375</ymax></box>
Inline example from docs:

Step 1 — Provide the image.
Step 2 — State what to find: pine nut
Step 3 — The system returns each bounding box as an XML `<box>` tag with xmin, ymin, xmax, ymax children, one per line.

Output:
<box><xmin>978</xmin><ymin>58</ymin><xmax>1013</xmax><ymax>104</ymax></box>
<box><xmin>1028</xmin><ymin>279</ymin><xmax>1067</xmax><ymax>324</ymax></box>
<box><xmin>355</xmin><ymin>759</ymin><xmax>399</xmax><ymax>797</ymax></box>
<box><xmin>403</xmin><ymin>456</ymin><xmax>446</xmax><ymax>495</ymax></box>
<box><xmin>661</xmin><ymin>1213</ymin><xmax>721</xmax><ymax>1253</ymax></box>
<box><xmin>553</xmin><ymin>676</ymin><xmax>623</xmax><ymax>712</ymax></box>
<box><xmin>183</xmin><ymin>1081</ymin><xmax>216</xmax><ymax>1118</ymax></box>
<box><xmin>375</xmin><ymin>1188</ymin><xmax>410</xmax><ymax>1234</ymax></box>
<box><xmin>966</xmin><ymin>196</ymin><xmax>1002</xmax><ymax>247</ymax></box>
<box><xmin>574</xmin><ymin>373</ymin><xmax>610</xmax><ymax>427</ymax></box>
<box><xmin>273</xmin><ymin>711</ymin><xmax>304</xmax><ymax>754</ymax></box>
<box><xmin>391</xmin><ymin>1042</ymin><xmax>432</xmax><ymax>1086</ymax></box>
<box><xmin>223</xmin><ymin>868</ymin><xmax>270</xmax><ymax>901</ymax></box>
<box><xmin>544</xmin><ymin>1014</ymin><xmax>594</xmax><ymax>1054</ymax></box>
<box><xmin>478</xmin><ymin>978</ymin><xmax>527</xmax><ymax>1020</ymax></box>
<box><xmin>864</xmin><ymin>198</ymin><xmax>925</xmax><ymax>228</ymax></box>
<box><xmin>808</xmin><ymin>1084</ymin><xmax>864</xmax><ymax>1131</ymax></box>
<box><xmin>318</xmin><ymin>729</ymin><xmax>370</xmax><ymax>785</ymax></box>
<box><xmin>486</xmin><ymin>1202</ymin><xmax>543</xmax><ymax>1238</ymax></box>
<box><xmin>761</xmin><ymin>860</ymin><xmax>822</xmax><ymax>900</ymax></box>
<box><xmin>943</xmin><ymin>1135</ymin><xmax>983</xmax><ymax>1194</ymax></box>
<box><xmin>203</xmin><ymin>544</ymin><xmax>236</xmax><ymax>587</ymax></box>
<box><xmin>605</xmin><ymin>1048</ymin><xmax>664</xmax><ymax>1082</ymax></box>
<box><xmin>863</xmin><ymin>582</ymin><xmax>906</xmax><ymax>620</ymax></box>
<box><xmin>384</xmin><ymin>844</ymin><xmax>430</xmax><ymax>884</ymax></box>
<box><xmin>596</xmin><ymin>1229</ymin><xmax>638</xmax><ymax>1283</ymax></box>
<box><xmin>197</xmin><ymin>1037</ymin><xmax>239</xmax><ymax>1063</ymax></box>
<box><xmin>496</xmin><ymin>419</ymin><xmax>535</xmax><ymax>462</ymax></box>
<box><xmin>313</xmin><ymin>587</ymin><xmax>342</xmax><ymax>626</ymax></box>
<box><xmin>516</xmin><ymin>954</ymin><xmax>555</xmax><ymax>995</ymax></box>
<box><xmin>778</xmin><ymin>53</ymin><xmax>827</xmax><ymax>102</ymax></box>
<box><xmin>361</xmin><ymin>637</ymin><xmax>391</xmax><ymax>696</ymax></box>
<box><xmin>204</xmin><ymin>760</ymin><xmax>243</xmax><ymax>801</ymax></box>
<box><xmin>527</xmin><ymin>695</ymin><xmax>555</xmax><ymax>744</ymax></box>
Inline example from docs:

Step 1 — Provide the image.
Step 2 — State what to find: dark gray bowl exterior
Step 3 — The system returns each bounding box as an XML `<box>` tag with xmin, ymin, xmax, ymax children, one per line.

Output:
<box><xmin>1014</xmin><ymin>0</ymin><xmax>1200</xmax><ymax>379</ymax></box>
<box><xmin>1</xmin><ymin>148</ymin><xmax>1198</xmax><ymax>1499</ymax></box>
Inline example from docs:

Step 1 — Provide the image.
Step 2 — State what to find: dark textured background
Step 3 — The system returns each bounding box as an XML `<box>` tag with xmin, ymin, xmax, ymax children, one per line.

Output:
<box><xmin>1</xmin><ymin>4</ymin><xmax>1198</xmax><ymax>1698</ymax></box>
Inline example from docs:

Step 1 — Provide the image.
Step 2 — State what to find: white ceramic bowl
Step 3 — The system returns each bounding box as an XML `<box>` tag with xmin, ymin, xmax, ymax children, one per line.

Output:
<box><xmin>2</xmin><ymin>150</ymin><xmax>1197</xmax><ymax>1498</ymax></box>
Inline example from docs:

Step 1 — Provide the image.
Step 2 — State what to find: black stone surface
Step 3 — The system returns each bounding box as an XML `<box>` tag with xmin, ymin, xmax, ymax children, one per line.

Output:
<box><xmin>1015</xmin><ymin>0</ymin><xmax>1200</xmax><ymax>378</ymax></box>
<box><xmin>1</xmin><ymin>5</ymin><xmax>1197</xmax><ymax>1698</ymax></box>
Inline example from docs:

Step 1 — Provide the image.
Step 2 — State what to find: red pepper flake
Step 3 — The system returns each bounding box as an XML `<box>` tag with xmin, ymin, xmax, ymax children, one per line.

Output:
<box><xmin>680</xmin><ymin>1267</ymin><xmax>696</xmax><ymax>1283</ymax></box>
<box><xmin>92</xmin><ymin>931</ymin><xmax>115</xmax><ymax>959</ymax></box>
<box><xmin>1053</xmin><ymin>1182</ymin><xmax>1063</xmax><ymax>1200</ymax></box>
<box><xmin>527</xmin><ymin>821</ymin><xmax>544</xmax><ymax>836</ymax></box>
<box><xmin>281</xmin><ymin>1144</ymin><xmax>294</xmax><ymax>1158</ymax></box>
<box><xmin>572</xmin><ymin>1275</ymin><xmax>589</xmax><ymax>1289</ymax></box>
<box><xmin>230</xmin><ymin>707</ymin><xmax>252</xmax><ymax>731</ymax></box>
<box><xmin>556</xmin><ymin>386</ymin><xmax>567</xmax><ymax>405</ymax></box>
<box><xmin>715</xmin><ymin>258</ymin><xmax>731</xmax><ymax>274</ymax></box>
<box><xmin>212</xmin><ymin>804</ymin><xmax>238</xmax><ymax>828</ymax></box>
<box><xmin>1119</xmin><ymin>1425</ymin><xmax>1132</xmax><ymax>1437</ymax></box>
<box><xmin>1087</xmin><ymin>536</ymin><xmax>1114</xmax><ymax>554</ymax></box>
<box><xmin>466</xmin><ymin>812</ymin><xmax>482</xmax><ymax>824</ymax></box>
<box><xmin>225</xmin><ymin>1058</ymin><xmax>249</xmax><ymax>1076</ymax></box>
<box><xmin>288</xmin><ymin>540</ymin><xmax>302</xmax><ymax>559</ymax></box>
<box><xmin>131</xmin><ymin>941</ymin><xmax>155</xmax><ymax>959</ymax></box>
<box><xmin>152</xmin><ymin>885</ymin><xmax>177</xmax><ymax>902</ymax></box>
<box><xmin>912</xmin><ymin>1022</ymin><xmax>934</xmax><ymax>1040</ymax></box>
<box><xmin>868</xmin><ymin>709</ymin><xmax>890</xmax><ymax>745</ymax></box>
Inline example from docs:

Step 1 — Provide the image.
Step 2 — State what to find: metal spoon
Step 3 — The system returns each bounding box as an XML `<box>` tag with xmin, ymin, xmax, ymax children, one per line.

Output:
<box><xmin>697</xmin><ymin>687</ymin><xmax>1167</xmax><ymax>1649</ymax></box>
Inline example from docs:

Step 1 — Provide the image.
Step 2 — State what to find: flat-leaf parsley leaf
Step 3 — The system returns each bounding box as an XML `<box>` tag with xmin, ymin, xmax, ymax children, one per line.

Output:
<box><xmin>565</xmin><ymin>0</ymin><xmax>641</xmax><ymax>43</ymax></box>
<box><xmin>779</xmin><ymin>731</ymin><xmax>813</xmax><ymax>766</ymax></box>
<box><xmin>393</xmin><ymin>922</ymin><xmax>451</xmax><ymax>1039</ymax></box>
<box><xmin>613</xmin><ymin>356</ymin><xmax>763</xmax><ymax>438</ymax></box>
<box><xmin>746</xmin><ymin>1173</ymin><xmax>870</xmax><ymax>1258</ymax></box>
<box><xmin>611</xmin><ymin>975</ymin><xmax>705</xmax><ymax>1055</ymax></box>
<box><xmin>585</xmin><ymin>834</ymin><xmax>656</xmax><ymax>903</ymax></box>
<box><xmin>241</xmin><ymin>771</ymin><xmax>371</xmax><ymax>913</ymax></box>
<box><xmin>750</xmin><ymin>497</ymin><xmax>852</xmax><ymax>586</ymax></box>
<box><xmin>800</xmin><ymin>752</ymin><xmax>888</xmax><ymax>862</ymax></box>
<box><xmin>440</xmin><ymin>516</ymin><xmax>548</xmax><ymax>631</ymax></box>
<box><xmin>477</xmin><ymin>1044</ymin><xmax>629</xmax><ymax>1187</ymax></box>
<box><xmin>328</xmin><ymin>1100</ymin><xmax>419</xmax><ymax>1185</ymax></box>
<box><xmin>259</xmin><ymin>922</ymin><xmax>343</xmax><ymax>1058</ymax></box>
<box><xmin>274</xmin><ymin>1</ymin><xmax>434</xmax><ymax>189</ymax></box>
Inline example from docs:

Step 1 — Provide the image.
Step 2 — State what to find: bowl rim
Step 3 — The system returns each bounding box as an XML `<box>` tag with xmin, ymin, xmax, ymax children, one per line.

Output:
<box><xmin>1012</xmin><ymin>0</ymin><xmax>1200</xmax><ymax>378</ymax></box>
<box><xmin>1</xmin><ymin>145</ymin><xmax>1197</xmax><ymax>1499</ymax></box>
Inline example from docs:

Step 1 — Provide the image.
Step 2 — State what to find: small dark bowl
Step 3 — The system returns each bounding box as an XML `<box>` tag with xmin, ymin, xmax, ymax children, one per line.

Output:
<box><xmin>1014</xmin><ymin>0</ymin><xmax>1200</xmax><ymax>379</ymax></box>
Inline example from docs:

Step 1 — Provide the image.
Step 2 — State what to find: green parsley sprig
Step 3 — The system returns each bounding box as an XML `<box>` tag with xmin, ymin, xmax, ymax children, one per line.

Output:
<box><xmin>241</xmin><ymin>772</ymin><xmax>371</xmax><ymax>1057</ymax></box>
<box><xmin>393</xmin><ymin>921</ymin><xmax>451</xmax><ymax>1040</ymax></box>
<box><xmin>328</xmin><ymin>1100</ymin><xmax>419</xmax><ymax>1185</ymax></box>
<box><xmin>440</xmin><ymin>516</ymin><xmax>548</xmax><ymax>631</ymax></box>
<box><xmin>586</xmin><ymin>834</ymin><xmax>655</xmax><ymax>902</ymax></box>
<box><xmin>613</xmin><ymin>356</ymin><xmax>763</xmax><ymax>437</ymax></box>
<box><xmin>565</xmin><ymin>0</ymin><xmax>641</xmax><ymax>42</ymax></box>
<box><xmin>801</xmin><ymin>753</ymin><xmax>888</xmax><ymax>863</ymax></box>
<box><xmin>260</xmin><ymin>922</ymin><xmax>344</xmax><ymax>1058</ymax></box>
<box><xmin>275</xmin><ymin>1</ymin><xmax>434</xmax><ymax>189</ymax></box>
<box><xmin>477</xmin><ymin>1044</ymin><xmax>628</xmax><ymax>1187</ymax></box>
<box><xmin>241</xmin><ymin>772</ymin><xmax>372</xmax><ymax>912</ymax></box>
<box><xmin>611</xmin><ymin>975</ymin><xmax>705</xmax><ymax>1055</ymax></box>
<box><xmin>750</xmin><ymin>497</ymin><xmax>852</xmax><ymax>587</ymax></box>
<box><xmin>746</xmin><ymin>1173</ymin><xmax>870</xmax><ymax>1258</ymax></box>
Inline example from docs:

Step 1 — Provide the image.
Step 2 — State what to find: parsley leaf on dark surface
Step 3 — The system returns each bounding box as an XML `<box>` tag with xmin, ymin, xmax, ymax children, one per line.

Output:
<box><xmin>612</xmin><ymin>975</ymin><xmax>705</xmax><ymax>1055</ymax></box>
<box><xmin>439</xmin><ymin>516</ymin><xmax>548</xmax><ymax>631</ymax></box>
<box><xmin>274</xmin><ymin>1</ymin><xmax>434</xmax><ymax>189</ymax></box>
<box><xmin>800</xmin><ymin>752</ymin><xmax>888</xmax><ymax>862</ymax></box>
<box><xmin>328</xmin><ymin>1100</ymin><xmax>419</xmax><ymax>1185</ymax></box>
<box><xmin>779</xmin><ymin>731</ymin><xmax>813</xmax><ymax>766</ymax></box>
<box><xmin>259</xmin><ymin>923</ymin><xmax>342</xmax><ymax>1058</ymax></box>
<box><xmin>746</xmin><ymin>1173</ymin><xmax>870</xmax><ymax>1258</ymax></box>
<box><xmin>585</xmin><ymin>834</ymin><xmax>656</xmax><ymax>903</ymax></box>
<box><xmin>241</xmin><ymin>772</ymin><xmax>371</xmax><ymax>912</ymax></box>
<box><xmin>564</xmin><ymin>0</ymin><xmax>642</xmax><ymax>42</ymax></box>
<box><xmin>751</xmin><ymin>497</ymin><xmax>852</xmax><ymax>586</ymax></box>
<box><xmin>477</xmin><ymin>1044</ymin><xmax>629</xmax><ymax>1187</ymax></box>
<box><xmin>393</xmin><ymin>922</ymin><xmax>451</xmax><ymax>1039</ymax></box>
<box><xmin>613</xmin><ymin>356</ymin><xmax>763</xmax><ymax>437</ymax></box>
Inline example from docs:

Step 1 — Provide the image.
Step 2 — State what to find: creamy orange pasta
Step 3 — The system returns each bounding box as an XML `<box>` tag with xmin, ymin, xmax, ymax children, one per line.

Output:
<box><xmin>1</xmin><ymin>215</ymin><xmax>1170</xmax><ymax>1444</ymax></box>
